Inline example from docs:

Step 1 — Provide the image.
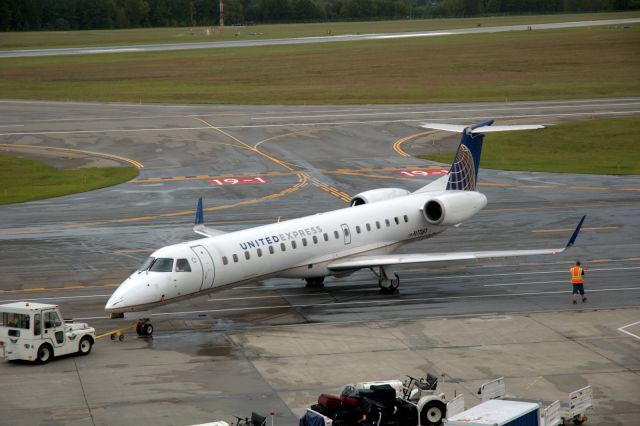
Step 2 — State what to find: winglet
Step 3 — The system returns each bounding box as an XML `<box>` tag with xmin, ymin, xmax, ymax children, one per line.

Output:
<box><xmin>195</xmin><ymin>197</ymin><xmax>204</xmax><ymax>226</ymax></box>
<box><xmin>566</xmin><ymin>215</ymin><xmax>586</xmax><ymax>248</ymax></box>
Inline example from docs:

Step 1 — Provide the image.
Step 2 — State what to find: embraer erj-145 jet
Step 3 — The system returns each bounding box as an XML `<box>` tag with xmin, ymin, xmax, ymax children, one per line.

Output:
<box><xmin>105</xmin><ymin>120</ymin><xmax>585</xmax><ymax>335</ymax></box>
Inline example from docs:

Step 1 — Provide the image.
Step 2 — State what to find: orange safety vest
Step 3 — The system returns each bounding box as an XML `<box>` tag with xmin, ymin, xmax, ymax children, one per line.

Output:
<box><xmin>570</xmin><ymin>266</ymin><xmax>584</xmax><ymax>284</ymax></box>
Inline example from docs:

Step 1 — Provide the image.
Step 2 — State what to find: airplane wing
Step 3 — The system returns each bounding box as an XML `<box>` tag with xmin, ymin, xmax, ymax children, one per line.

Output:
<box><xmin>193</xmin><ymin>197</ymin><xmax>226</xmax><ymax>237</ymax></box>
<box><xmin>328</xmin><ymin>216</ymin><xmax>585</xmax><ymax>271</ymax></box>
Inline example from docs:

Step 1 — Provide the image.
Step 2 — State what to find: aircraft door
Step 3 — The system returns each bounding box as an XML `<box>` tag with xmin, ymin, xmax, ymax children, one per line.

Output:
<box><xmin>341</xmin><ymin>224</ymin><xmax>352</xmax><ymax>245</ymax></box>
<box><xmin>190</xmin><ymin>245</ymin><xmax>215</xmax><ymax>290</ymax></box>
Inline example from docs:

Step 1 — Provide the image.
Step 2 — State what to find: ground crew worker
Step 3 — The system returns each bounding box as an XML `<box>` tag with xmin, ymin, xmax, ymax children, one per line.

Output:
<box><xmin>571</xmin><ymin>261</ymin><xmax>587</xmax><ymax>304</ymax></box>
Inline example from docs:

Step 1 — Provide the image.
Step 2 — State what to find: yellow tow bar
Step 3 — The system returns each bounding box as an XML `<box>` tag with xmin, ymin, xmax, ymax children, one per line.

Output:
<box><xmin>95</xmin><ymin>323</ymin><xmax>137</xmax><ymax>341</ymax></box>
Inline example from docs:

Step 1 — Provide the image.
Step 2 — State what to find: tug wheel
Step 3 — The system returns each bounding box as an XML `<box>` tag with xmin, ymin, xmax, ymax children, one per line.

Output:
<box><xmin>36</xmin><ymin>343</ymin><xmax>53</xmax><ymax>364</ymax></box>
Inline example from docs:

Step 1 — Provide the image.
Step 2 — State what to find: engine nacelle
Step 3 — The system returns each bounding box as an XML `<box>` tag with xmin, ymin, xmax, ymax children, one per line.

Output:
<box><xmin>422</xmin><ymin>191</ymin><xmax>487</xmax><ymax>226</ymax></box>
<box><xmin>350</xmin><ymin>188</ymin><xmax>411</xmax><ymax>206</ymax></box>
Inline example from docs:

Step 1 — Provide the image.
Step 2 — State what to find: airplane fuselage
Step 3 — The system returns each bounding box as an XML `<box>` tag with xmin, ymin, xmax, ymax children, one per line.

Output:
<box><xmin>105</xmin><ymin>190</ymin><xmax>487</xmax><ymax>314</ymax></box>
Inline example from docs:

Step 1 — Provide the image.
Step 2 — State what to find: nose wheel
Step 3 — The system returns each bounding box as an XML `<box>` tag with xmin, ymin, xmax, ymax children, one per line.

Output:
<box><xmin>136</xmin><ymin>319</ymin><xmax>154</xmax><ymax>337</ymax></box>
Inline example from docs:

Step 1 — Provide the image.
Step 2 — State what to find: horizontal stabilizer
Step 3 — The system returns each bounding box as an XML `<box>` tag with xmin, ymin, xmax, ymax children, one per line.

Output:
<box><xmin>193</xmin><ymin>197</ymin><xmax>226</xmax><ymax>238</ymax></box>
<box><xmin>421</xmin><ymin>123</ymin><xmax>545</xmax><ymax>134</ymax></box>
<box><xmin>328</xmin><ymin>216</ymin><xmax>585</xmax><ymax>271</ymax></box>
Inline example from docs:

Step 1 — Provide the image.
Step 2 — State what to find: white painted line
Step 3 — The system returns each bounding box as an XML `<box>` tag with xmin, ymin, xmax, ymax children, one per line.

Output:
<box><xmin>0</xmin><ymin>126</ymin><xmax>210</xmax><ymax>136</ymax></box>
<box><xmin>207</xmin><ymin>293</ymin><xmax>329</xmax><ymax>302</ymax></box>
<box><xmin>251</xmin><ymin>102</ymin><xmax>640</xmax><ymax>120</ymax></box>
<box><xmin>617</xmin><ymin>320</ymin><xmax>640</xmax><ymax>341</ymax></box>
<box><xmin>484</xmin><ymin>280</ymin><xmax>567</xmax><ymax>287</ymax></box>
<box><xmin>220</xmin><ymin>110</ymin><xmax>640</xmax><ymax>129</ymax></box>
<box><xmin>151</xmin><ymin>286</ymin><xmax>640</xmax><ymax>317</ymax></box>
<box><xmin>0</xmin><ymin>124</ymin><xmax>24</xmax><ymax>128</ymax></box>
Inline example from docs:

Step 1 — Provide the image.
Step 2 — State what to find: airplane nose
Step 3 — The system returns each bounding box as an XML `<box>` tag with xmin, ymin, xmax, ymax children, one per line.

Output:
<box><xmin>104</xmin><ymin>294</ymin><xmax>124</xmax><ymax>313</ymax></box>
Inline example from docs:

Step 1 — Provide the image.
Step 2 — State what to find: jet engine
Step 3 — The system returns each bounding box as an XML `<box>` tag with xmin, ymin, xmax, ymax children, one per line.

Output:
<box><xmin>422</xmin><ymin>191</ymin><xmax>487</xmax><ymax>226</ymax></box>
<box><xmin>350</xmin><ymin>188</ymin><xmax>411</xmax><ymax>206</ymax></box>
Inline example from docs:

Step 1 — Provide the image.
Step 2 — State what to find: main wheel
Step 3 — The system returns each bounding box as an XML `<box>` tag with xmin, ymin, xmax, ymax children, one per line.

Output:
<box><xmin>78</xmin><ymin>336</ymin><xmax>93</xmax><ymax>355</ymax></box>
<box><xmin>36</xmin><ymin>343</ymin><xmax>53</xmax><ymax>364</ymax></box>
<box><xmin>421</xmin><ymin>400</ymin><xmax>446</xmax><ymax>426</ymax></box>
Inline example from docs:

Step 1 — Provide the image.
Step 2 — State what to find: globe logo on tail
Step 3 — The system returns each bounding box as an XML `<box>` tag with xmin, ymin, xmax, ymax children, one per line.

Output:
<box><xmin>447</xmin><ymin>144</ymin><xmax>476</xmax><ymax>191</ymax></box>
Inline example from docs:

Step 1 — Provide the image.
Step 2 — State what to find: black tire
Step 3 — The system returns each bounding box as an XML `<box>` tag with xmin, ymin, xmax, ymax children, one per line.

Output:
<box><xmin>36</xmin><ymin>343</ymin><xmax>53</xmax><ymax>364</ymax></box>
<box><xmin>421</xmin><ymin>400</ymin><xmax>446</xmax><ymax>426</ymax></box>
<box><xmin>78</xmin><ymin>336</ymin><xmax>93</xmax><ymax>355</ymax></box>
<box><xmin>143</xmin><ymin>323</ymin><xmax>154</xmax><ymax>336</ymax></box>
<box><xmin>136</xmin><ymin>324</ymin><xmax>143</xmax><ymax>336</ymax></box>
<box><xmin>573</xmin><ymin>417</ymin><xmax>586</xmax><ymax>425</ymax></box>
<box><xmin>305</xmin><ymin>277</ymin><xmax>325</xmax><ymax>288</ymax></box>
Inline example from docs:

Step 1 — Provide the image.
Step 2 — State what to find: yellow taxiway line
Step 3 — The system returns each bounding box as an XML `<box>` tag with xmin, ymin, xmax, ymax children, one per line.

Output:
<box><xmin>0</xmin><ymin>143</ymin><xmax>144</xmax><ymax>169</ymax></box>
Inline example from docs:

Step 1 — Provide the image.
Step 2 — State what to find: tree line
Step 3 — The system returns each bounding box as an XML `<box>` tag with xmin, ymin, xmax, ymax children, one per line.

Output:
<box><xmin>1</xmin><ymin>0</ymin><xmax>638</xmax><ymax>31</ymax></box>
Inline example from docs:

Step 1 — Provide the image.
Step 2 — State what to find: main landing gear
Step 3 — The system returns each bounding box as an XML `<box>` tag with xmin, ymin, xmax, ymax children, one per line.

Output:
<box><xmin>373</xmin><ymin>266</ymin><xmax>400</xmax><ymax>294</ymax></box>
<box><xmin>136</xmin><ymin>319</ymin><xmax>154</xmax><ymax>337</ymax></box>
<box><xmin>305</xmin><ymin>277</ymin><xmax>325</xmax><ymax>288</ymax></box>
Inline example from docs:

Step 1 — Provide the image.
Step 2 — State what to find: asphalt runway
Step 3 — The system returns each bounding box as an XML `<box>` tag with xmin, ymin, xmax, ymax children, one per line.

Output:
<box><xmin>1</xmin><ymin>18</ymin><xmax>639</xmax><ymax>58</ymax></box>
<box><xmin>0</xmin><ymin>99</ymin><xmax>639</xmax><ymax>424</ymax></box>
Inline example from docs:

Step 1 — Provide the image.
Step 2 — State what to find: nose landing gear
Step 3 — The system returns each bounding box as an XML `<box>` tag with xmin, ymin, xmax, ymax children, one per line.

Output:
<box><xmin>136</xmin><ymin>319</ymin><xmax>154</xmax><ymax>337</ymax></box>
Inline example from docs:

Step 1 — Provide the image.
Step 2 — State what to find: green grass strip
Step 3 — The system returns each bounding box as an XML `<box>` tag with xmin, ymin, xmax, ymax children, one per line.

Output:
<box><xmin>1</xmin><ymin>25</ymin><xmax>638</xmax><ymax>104</ymax></box>
<box><xmin>419</xmin><ymin>117</ymin><xmax>640</xmax><ymax>175</ymax></box>
<box><xmin>2</xmin><ymin>12</ymin><xmax>637</xmax><ymax>50</ymax></box>
<box><xmin>0</xmin><ymin>155</ymin><xmax>138</xmax><ymax>205</ymax></box>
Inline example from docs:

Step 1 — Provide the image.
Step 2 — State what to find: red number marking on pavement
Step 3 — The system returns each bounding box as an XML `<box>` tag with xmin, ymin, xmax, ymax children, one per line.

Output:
<box><xmin>209</xmin><ymin>177</ymin><xmax>271</xmax><ymax>186</ymax></box>
<box><xmin>394</xmin><ymin>169</ymin><xmax>448</xmax><ymax>177</ymax></box>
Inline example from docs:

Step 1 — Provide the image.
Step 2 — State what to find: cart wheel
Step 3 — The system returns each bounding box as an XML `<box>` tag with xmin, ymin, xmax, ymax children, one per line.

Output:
<box><xmin>110</xmin><ymin>333</ymin><xmax>116</xmax><ymax>341</ymax></box>
<box><xmin>143</xmin><ymin>323</ymin><xmax>153</xmax><ymax>336</ymax></box>
<box><xmin>118</xmin><ymin>334</ymin><xmax>125</xmax><ymax>342</ymax></box>
<box><xmin>573</xmin><ymin>415</ymin><xmax>587</xmax><ymax>425</ymax></box>
<box><xmin>36</xmin><ymin>343</ymin><xmax>53</xmax><ymax>364</ymax></box>
<box><xmin>421</xmin><ymin>400</ymin><xmax>446</xmax><ymax>426</ymax></box>
<box><xmin>78</xmin><ymin>336</ymin><xmax>93</xmax><ymax>355</ymax></box>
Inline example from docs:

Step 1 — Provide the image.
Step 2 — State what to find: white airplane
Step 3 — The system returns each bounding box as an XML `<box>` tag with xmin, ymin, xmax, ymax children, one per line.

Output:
<box><xmin>105</xmin><ymin>120</ymin><xmax>585</xmax><ymax>335</ymax></box>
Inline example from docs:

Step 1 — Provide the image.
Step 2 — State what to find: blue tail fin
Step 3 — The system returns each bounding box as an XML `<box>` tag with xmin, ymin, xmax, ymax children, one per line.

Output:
<box><xmin>447</xmin><ymin>120</ymin><xmax>494</xmax><ymax>191</ymax></box>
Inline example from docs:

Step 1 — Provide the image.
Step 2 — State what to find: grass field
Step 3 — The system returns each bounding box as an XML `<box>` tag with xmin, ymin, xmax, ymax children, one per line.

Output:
<box><xmin>0</xmin><ymin>24</ymin><xmax>638</xmax><ymax>104</ymax></box>
<box><xmin>1</xmin><ymin>11</ymin><xmax>638</xmax><ymax>50</ymax></box>
<box><xmin>0</xmin><ymin>156</ymin><xmax>138</xmax><ymax>205</ymax></box>
<box><xmin>419</xmin><ymin>117</ymin><xmax>640</xmax><ymax>175</ymax></box>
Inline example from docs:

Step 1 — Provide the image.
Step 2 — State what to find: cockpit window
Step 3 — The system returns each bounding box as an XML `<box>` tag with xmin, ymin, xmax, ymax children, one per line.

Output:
<box><xmin>138</xmin><ymin>257</ymin><xmax>155</xmax><ymax>271</ymax></box>
<box><xmin>176</xmin><ymin>259</ymin><xmax>191</xmax><ymax>272</ymax></box>
<box><xmin>150</xmin><ymin>258</ymin><xmax>174</xmax><ymax>272</ymax></box>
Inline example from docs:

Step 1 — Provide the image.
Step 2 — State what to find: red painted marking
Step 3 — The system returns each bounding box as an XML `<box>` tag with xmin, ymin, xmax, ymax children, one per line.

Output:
<box><xmin>209</xmin><ymin>177</ymin><xmax>271</xmax><ymax>186</ymax></box>
<box><xmin>394</xmin><ymin>169</ymin><xmax>448</xmax><ymax>177</ymax></box>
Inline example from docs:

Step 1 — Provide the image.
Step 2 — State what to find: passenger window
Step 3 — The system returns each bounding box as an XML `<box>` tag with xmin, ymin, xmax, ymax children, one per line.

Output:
<box><xmin>344</xmin><ymin>228</ymin><xmax>350</xmax><ymax>236</ymax></box>
<box><xmin>313</xmin><ymin>236</ymin><xmax>318</xmax><ymax>244</ymax></box>
<box><xmin>245</xmin><ymin>251</ymin><xmax>250</xmax><ymax>260</ymax></box>
<box><xmin>376</xmin><ymin>221</ymin><xmax>381</xmax><ymax>229</ymax></box>
<box><xmin>281</xmin><ymin>243</ymin><xmax>286</xmax><ymax>252</ymax></box>
<box><xmin>150</xmin><ymin>258</ymin><xmax>174</xmax><ymax>272</ymax></box>
<box><xmin>222</xmin><ymin>256</ymin><xmax>228</xmax><ymax>265</ymax></box>
<box><xmin>366</xmin><ymin>223</ymin><xmax>371</xmax><ymax>231</ymax></box>
<box><xmin>334</xmin><ymin>230</ymin><xmax>339</xmax><ymax>239</ymax></box>
<box><xmin>269</xmin><ymin>246</ymin><xmax>274</xmax><ymax>254</ymax></box>
<box><xmin>323</xmin><ymin>233</ymin><xmax>329</xmax><ymax>242</ymax></box>
<box><xmin>291</xmin><ymin>241</ymin><xmax>297</xmax><ymax>249</ymax></box>
<box><xmin>302</xmin><ymin>238</ymin><xmax>307</xmax><ymax>247</ymax></box>
<box><xmin>2</xmin><ymin>312</ymin><xmax>30</xmax><ymax>329</ymax></box>
<box><xmin>356</xmin><ymin>226</ymin><xmax>361</xmax><ymax>234</ymax></box>
<box><xmin>233</xmin><ymin>254</ymin><xmax>238</xmax><ymax>263</ymax></box>
<box><xmin>394</xmin><ymin>217</ymin><xmax>399</xmax><ymax>225</ymax></box>
<box><xmin>404</xmin><ymin>215</ymin><xmax>409</xmax><ymax>223</ymax></box>
<box><xmin>176</xmin><ymin>259</ymin><xmax>191</xmax><ymax>272</ymax></box>
<box><xmin>257</xmin><ymin>248</ymin><xmax>262</xmax><ymax>257</ymax></box>
<box><xmin>385</xmin><ymin>219</ymin><xmax>390</xmax><ymax>227</ymax></box>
